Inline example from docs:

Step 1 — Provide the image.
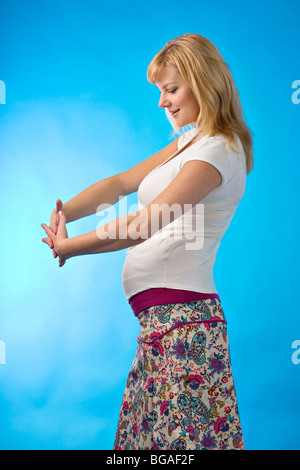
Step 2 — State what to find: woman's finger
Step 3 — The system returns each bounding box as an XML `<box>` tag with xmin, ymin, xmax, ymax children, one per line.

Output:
<box><xmin>41</xmin><ymin>223</ymin><xmax>54</xmax><ymax>239</ymax></box>
<box><xmin>42</xmin><ymin>237</ymin><xmax>52</xmax><ymax>248</ymax></box>
<box><xmin>56</xmin><ymin>199</ymin><xmax>63</xmax><ymax>213</ymax></box>
<box><xmin>42</xmin><ymin>216</ymin><xmax>67</xmax><ymax>266</ymax></box>
<box><xmin>41</xmin><ymin>224</ymin><xmax>57</xmax><ymax>254</ymax></box>
<box><xmin>59</xmin><ymin>257</ymin><xmax>66</xmax><ymax>267</ymax></box>
<box><xmin>42</xmin><ymin>236</ymin><xmax>54</xmax><ymax>249</ymax></box>
<box><xmin>57</xmin><ymin>211</ymin><xmax>68</xmax><ymax>239</ymax></box>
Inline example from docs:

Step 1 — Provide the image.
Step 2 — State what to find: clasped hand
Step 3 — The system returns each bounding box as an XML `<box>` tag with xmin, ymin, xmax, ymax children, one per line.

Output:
<box><xmin>41</xmin><ymin>199</ymin><xmax>68</xmax><ymax>267</ymax></box>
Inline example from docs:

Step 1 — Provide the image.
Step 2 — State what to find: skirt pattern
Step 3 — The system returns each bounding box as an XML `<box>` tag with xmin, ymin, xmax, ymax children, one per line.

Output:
<box><xmin>114</xmin><ymin>299</ymin><xmax>244</xmax><ymax>450</ymax></box>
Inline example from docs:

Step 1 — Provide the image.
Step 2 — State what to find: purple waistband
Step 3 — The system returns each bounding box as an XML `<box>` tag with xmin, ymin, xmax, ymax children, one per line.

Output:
<box><xmin>129</xmin><ymin>288</ymin><xmax>221</xmax><ymax>316</ymax></box>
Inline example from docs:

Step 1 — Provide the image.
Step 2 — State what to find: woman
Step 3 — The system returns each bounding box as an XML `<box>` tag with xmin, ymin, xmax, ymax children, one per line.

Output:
<box><xmin>42</xmin><ymin>33</ymin><xmax>253</xmax><ymax>450</ymax></box>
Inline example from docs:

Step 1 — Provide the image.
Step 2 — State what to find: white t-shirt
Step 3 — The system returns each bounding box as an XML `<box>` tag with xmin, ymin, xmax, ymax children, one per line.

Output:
<box><xmin>121</xmin><ymin>127</ymin><xmax>247</xmax><ymax>301</ymax></box>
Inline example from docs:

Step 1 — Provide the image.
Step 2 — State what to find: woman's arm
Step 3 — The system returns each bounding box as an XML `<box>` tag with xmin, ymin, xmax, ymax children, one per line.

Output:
<box><xmin>51</xmin><ymin>138</ymin><xmax>180</xmax><ymax>224</ymax></box>
<box><xmin>43</xmin><ymin>175</ymin><xmax>124</xmax><ymax>260</ymax></box>
<box><xmin>42</xmin><ymin>158</ymin><xmax>221</xmax><ymax>262</ymax></box>
<box><xmin>43</xmin><ymin>139</ymin><xmax>179</xmax><ymax>261</ymax></box>
<box><xmin>41</xmin><ymin>210</ymin><xmax>145</xmax><ymax>263</ymax></box>
<box><xmin>42</xmin><ymin>138</ymin><xmax>181</xmax><ymax>264</ymax></box>
<box><xmin>62</xmin><ymin>174</ymin><xmax>124</xmax><ymax>223</ymax></box>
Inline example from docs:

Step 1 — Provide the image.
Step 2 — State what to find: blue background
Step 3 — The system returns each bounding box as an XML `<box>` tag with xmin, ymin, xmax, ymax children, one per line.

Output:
<box><xmin>0</xmin><ymin>0</ymin><xmax>299</xmax><ymax>450</ymax></box>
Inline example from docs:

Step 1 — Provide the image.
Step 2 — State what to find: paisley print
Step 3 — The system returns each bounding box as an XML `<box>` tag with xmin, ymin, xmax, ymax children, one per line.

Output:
<box><xmin>114</xmin><ymin>299</ymin><xmax>244</xmax><ymax>450</ymax></box>
<box><xmin>157</xmin><ymin>304</ymin><xmax>174</xmax><ymax>323</ymax></box>
<box><xmin>177</xmin><ymin>394</ymin><xmax>211</xmax><ymax>426</ymax></box>
<box><xmin>191</xmin><ymin>331</ymin><xmax>206</xmax><ymax>365</ymax></box>
<box><xmin>170</xmin><ymin>437</ymin><xmax>187</xmax><ymax>450</ymax></box>
<box><xmin>188</xmin><ymin>300</ymin><xmax>213</xmax><ymax>321</ymax></box>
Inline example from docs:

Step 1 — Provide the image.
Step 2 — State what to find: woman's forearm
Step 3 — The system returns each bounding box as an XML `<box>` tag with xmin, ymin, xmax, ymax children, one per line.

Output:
<box><xmin>62</xmin><ymin>174</ymin><xmax>124</xmax><ymax>223</ymax></box>
<box><xmin>58</xmin><ymin>212</ymin><xmax>146</xmax><ymax>259</ymax></box>
<box><xmin>52</xmin><ymin>201</ymin><xmax>180</xmax><ymax>260</ymax></box>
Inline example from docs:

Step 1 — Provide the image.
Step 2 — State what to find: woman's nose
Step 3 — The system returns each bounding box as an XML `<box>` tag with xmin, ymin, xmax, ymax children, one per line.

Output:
<box><xmin>158</xmin><ymin>93</ymin><xmax>170</xmax><ymax>109</ymax></box>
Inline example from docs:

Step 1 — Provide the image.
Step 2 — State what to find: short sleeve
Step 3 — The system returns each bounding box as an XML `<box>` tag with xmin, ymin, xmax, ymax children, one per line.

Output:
<box><xmin>179</xmin><ymin>136</ymin><xmax>234</xmax><ymax>188</ymax></box>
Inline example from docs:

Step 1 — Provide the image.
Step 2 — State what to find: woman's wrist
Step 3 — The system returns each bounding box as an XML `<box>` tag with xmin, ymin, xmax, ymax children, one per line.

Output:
<box><xmin>56</xmin><ymin>238</ymin><xmax>72</xmax><ymax>260</ymax></box>
<box><xmin>61</xmin><ymin>203</ymin><xmax>71</xmax><ymax>224</ymax></box>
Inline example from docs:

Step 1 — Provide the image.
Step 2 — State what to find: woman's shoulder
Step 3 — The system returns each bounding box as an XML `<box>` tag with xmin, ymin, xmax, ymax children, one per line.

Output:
<box><xmin>178</xmin><ymin>128</ymin><xmax>244</xmax><ymax>157</ymax></box>
<box><xmin>177</xmin><ymin>129</ymin><xmax>246</xmax><ymax>181</ymax></box>
<box><xmin>177</xmin><ymin>127</ymin><xmax>198</xmax><ymax>149</ymax></box>
<box><xmin>178</xmin><ymin>127</ymin><xmax>228</xmax><ymax>151</ymax></box>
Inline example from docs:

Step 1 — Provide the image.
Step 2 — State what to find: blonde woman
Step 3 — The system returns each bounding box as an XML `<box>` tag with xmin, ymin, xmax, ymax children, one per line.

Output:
<box><xmin>42</xmin><ymin>33</ymin><xmax>253</xmax><ymax>450</ymax></box>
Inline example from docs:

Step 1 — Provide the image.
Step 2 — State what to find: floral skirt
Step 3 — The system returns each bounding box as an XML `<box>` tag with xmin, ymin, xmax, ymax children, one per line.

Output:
<box><xmin>113</xmin><ymin>299</ymin><xmax>244</xmax><ymax>450</ymax></box>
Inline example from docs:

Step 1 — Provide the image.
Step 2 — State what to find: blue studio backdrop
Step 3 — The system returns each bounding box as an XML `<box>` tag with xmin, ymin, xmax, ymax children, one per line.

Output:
<box><xmin>0</xmin><ymin>0</ymin><xmax>299</xmax><ymax>450</ymax></box>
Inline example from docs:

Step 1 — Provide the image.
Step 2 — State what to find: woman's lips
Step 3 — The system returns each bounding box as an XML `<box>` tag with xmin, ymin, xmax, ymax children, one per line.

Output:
<box><xmin>171</xmin><ymin>109</ymin><xmax>180</xmax><ymax>118</ymax></box>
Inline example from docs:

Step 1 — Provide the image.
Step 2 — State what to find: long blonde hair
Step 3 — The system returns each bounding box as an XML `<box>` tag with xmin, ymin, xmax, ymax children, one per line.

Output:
<box><xmin>147</xmin><ymin>33</ymin><xmax>254</xmax><ymax>174</ymax></box>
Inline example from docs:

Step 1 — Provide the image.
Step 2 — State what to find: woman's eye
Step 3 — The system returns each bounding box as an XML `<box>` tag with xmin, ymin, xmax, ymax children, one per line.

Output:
<box><xmin>169</xmin><ymin>88</ymin><xmax>178</xmax><ymax>94</ymax></box>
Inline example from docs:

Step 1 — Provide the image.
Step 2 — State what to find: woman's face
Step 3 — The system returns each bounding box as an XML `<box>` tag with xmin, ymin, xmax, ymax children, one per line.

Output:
<box><xmin>155</xmin><ymin>65</ymin><xmax>199</xmax><ymax>127</ymax></box>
